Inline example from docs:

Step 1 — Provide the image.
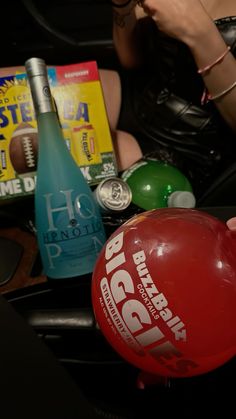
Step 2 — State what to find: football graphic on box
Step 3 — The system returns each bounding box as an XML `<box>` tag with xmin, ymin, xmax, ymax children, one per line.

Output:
<box><xmin>9</xmin><ymin>123</ymin><xmax>38</xmax><ymax>174</ymax></box>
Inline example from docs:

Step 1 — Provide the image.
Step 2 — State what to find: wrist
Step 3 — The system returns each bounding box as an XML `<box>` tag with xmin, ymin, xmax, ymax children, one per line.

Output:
<box><xmin>112</xmin><ymin>0</ymin><xmax>137</xmax><ymax>27</ymax></box>
<box><xmin>186</xmin><ymin>20</ymin><xmax>228</xmax><ymax>68</ymax></box>
<box><xmin>182</xmin><ymin>16</ymin><xmax>218</xmax><ymax>49</ymax></box>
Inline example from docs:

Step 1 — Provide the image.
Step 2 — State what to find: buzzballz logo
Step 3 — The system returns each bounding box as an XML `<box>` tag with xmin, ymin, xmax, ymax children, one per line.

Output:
<box><xmin>99</xmin><ymin>231</ymin><xmax>199</xmax><ymax>375</ymax></box>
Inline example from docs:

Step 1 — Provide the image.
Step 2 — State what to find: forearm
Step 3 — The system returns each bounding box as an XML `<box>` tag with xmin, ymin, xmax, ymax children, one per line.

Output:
<box><xmin>180</xmin><ymin>18</ymin><xmax>236</xmax><ymax>132</ymax></box>
<box><xmin>112</xmin><ymin>0</ymin><xmax>144</xmax><ymax>68</ymax></box>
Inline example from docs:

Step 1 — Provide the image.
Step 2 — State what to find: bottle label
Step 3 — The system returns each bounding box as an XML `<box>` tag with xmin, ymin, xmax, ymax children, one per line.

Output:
<box><xmin>37</xmin><ymin>188</ymin><xmax>106</xmax><ymax>278</ymax></box>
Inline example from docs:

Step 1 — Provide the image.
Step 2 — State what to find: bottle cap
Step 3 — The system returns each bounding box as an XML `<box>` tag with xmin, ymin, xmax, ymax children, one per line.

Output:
<box><xmin>168</xmin><ymin>191</ymin><xmax>196</xmax><ymax>208</ymax></box>
<box><xmin>25</xmin><ymin>57</ymin><xmax>47</xmax><ymax>78</ymax></box>
<box><xmin>25</xmin><ymin>57</ymin><xmax>55</xmax><ymax>114</ymax></box>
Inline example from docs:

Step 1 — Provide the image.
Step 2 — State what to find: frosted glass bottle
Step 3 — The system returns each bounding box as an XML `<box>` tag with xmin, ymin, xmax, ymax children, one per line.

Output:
<box><xmin>25</xmin><ymin>57</ymin><xmax>107</xmax><ymax>279</ymax></box>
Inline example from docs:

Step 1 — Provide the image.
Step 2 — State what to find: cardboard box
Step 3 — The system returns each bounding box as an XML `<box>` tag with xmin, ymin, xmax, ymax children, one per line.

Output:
<box><xmin>0</xmin><ymin>61</ymin><xmax>117</xmax><ymax>201</ymax></box>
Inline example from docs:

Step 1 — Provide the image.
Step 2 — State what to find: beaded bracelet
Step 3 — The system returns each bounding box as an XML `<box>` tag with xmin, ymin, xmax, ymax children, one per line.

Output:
<box><xmin>198</xmin><ymin>46</ymin><xmax>231</xmax><ymax>75</ymax></box>
<box><xmin>110</xmin><ymin>0</ymin><xmax>133</xmax><ymax>8</ymax></box>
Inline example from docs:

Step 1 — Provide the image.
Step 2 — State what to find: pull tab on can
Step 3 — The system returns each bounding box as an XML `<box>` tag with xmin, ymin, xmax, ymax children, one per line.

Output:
<box><xmin>94</xmin><ymin>177</ymin><xmax>132</xmax><ymax>213</ymax></box>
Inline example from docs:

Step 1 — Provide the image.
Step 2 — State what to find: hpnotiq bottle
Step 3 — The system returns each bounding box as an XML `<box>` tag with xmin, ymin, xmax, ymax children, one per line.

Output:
<box><xmin>25</xmin><ymin>57</ymin><xmax>107</xmax><ymax>279</ymax></box>
<box><xmin>121</xmin><ymin>158</ymin><xmax>196</xmax><ymax>211</ymax></box>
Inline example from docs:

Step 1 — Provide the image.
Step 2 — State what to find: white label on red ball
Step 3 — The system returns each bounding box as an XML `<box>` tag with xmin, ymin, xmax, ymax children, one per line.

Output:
<box><xmin>99</xmin><ymin>231</ymin><xmax>198</xmax><ymax>375</ymax></box>
<box><xmin>100</xmin><ymin>277</ymin><xmax>145</xmax><ymax>355</ymax></box>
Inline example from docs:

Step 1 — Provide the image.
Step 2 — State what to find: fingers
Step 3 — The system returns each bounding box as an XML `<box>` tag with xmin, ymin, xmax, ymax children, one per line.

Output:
<box><xmin>226</xmin><ymin>217</ymin><xmax>236</xmax><ymax>230</ymax></box>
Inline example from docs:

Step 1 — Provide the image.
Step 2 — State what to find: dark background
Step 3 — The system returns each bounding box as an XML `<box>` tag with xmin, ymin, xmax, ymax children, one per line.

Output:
<box><xmin>2</xmin><ymin>0</ymin><xmax>116</xmax><ymax>68</ymax></box>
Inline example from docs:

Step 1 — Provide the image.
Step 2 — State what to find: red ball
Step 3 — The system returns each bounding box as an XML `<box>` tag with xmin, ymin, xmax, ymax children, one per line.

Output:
<box><xmin>92</xmin><ymin>208</ymin><xmax>236</xmax><ymax>378</ymax></box>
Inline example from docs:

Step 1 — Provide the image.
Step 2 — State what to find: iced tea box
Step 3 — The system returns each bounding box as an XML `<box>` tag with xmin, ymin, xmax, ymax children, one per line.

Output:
<box><xmin>0</xmin><ymin>61</ymin><xmax>118</xmax><ymax>201</ymax></box>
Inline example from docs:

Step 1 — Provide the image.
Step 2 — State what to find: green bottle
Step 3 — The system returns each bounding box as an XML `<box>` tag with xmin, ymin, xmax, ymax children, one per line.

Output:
<box><xmin>121</xmin><ymin>159</ymin><xmax>195</xmax><ymax>210</ymax></box>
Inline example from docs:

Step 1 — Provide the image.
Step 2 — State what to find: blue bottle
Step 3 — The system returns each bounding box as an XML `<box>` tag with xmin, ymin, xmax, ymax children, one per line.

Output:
<box><xmin>25</xmin><ymin>57</ymin><xmax>106</xmax><ymax>279</ymax></box>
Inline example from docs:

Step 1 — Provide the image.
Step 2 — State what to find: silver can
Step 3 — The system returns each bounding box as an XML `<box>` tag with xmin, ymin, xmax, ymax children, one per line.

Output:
<box><xmin>94</xmin><ymin>177</ymin><xmax>132</xmax><ymax>213</ymax></box>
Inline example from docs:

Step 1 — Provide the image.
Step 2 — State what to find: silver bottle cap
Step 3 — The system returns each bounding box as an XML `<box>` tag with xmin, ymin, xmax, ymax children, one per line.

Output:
<box><xmin>25</xmin><ymin>57</ymin><xmax>47</xmax><ymax>77</ymax></box>
<box><xmin>94</xmin><ymin>177</ymin><xmax>132</xmax><ymax>212</ymax></box>
<box><xmin>25</xmin><ymin>57</ymin><xmax>55</xmax><ymax>114</ymax></box>
<box><xmin>168</xmin><ymin>191</ymin><xmax>196</xmax><ymax>208</ymax></box>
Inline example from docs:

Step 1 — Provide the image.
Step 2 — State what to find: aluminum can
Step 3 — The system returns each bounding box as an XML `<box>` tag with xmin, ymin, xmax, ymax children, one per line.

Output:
<box><xmin>94</xmin><ymin>177</ymin><xmax>132</xmax><ymax>212</ymax></box>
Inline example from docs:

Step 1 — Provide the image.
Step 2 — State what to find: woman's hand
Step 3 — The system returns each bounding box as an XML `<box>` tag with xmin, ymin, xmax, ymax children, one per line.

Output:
<box><xmin>140</xmin><ymin>0</ymin><xmax>212</xmax><ymax>45</ymax></box>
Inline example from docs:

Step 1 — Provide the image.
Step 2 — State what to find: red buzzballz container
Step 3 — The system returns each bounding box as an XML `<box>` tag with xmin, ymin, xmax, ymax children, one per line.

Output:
<box><xmin>92</xmin><ymin>208</ymin><xmax>236</xmax><ymax>378</ymax></box>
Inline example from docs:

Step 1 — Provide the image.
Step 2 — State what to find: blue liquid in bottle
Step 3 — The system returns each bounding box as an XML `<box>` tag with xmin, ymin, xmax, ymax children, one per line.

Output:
<box><xmin>25</xmin><ymin>57</ymin><xmax>106</xmax><ymax>279</ymax></box>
